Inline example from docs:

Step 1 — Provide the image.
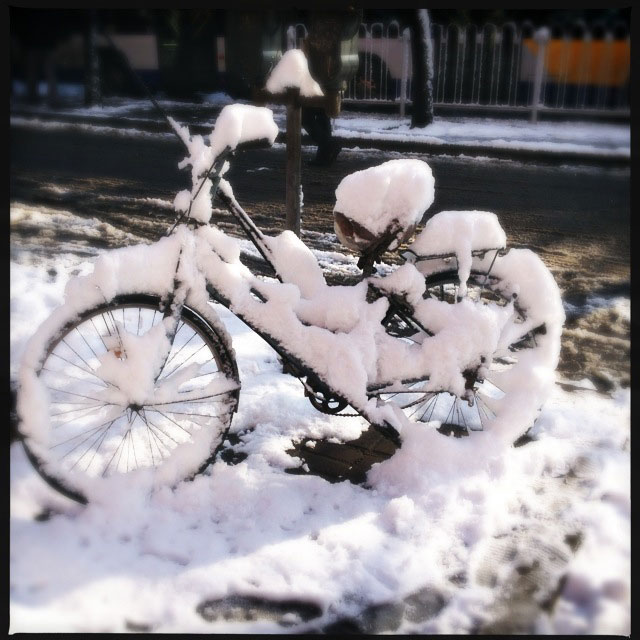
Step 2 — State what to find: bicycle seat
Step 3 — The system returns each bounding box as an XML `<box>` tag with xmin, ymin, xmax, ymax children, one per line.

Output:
<box><xmin>334</xmin><ymin>159</ymin><xmax>435</xmax><ymax>255</ymax></box>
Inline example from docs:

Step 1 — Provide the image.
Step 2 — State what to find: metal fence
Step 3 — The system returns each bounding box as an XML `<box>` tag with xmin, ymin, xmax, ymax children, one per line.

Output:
<box><xmin>289</xmin><ymin>21</ymin><xmax>630</xmax><ymax>119</ymax></box>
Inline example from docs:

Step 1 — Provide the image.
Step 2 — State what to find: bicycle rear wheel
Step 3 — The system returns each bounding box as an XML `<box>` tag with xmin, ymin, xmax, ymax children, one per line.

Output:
<box><xmin>18</xmin><ymin>293</ymin><xmax>240</xmax><ymax>503</ymax></box>
<box><xmin>376</xmin><ymin>270</ymin><xmax>543</xmax><ymax>439</ymax></box>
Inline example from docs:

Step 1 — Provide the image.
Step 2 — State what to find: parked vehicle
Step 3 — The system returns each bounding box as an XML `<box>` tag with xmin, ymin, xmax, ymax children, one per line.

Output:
<box><xmin>16</xmin><ymin>104</ymin><xmax>564</xmax><ymax>503</ymax></box>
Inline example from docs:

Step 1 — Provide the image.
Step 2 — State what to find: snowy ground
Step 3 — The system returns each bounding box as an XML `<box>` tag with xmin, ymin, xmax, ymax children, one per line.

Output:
<box><xmin>333</xmin><ymin>112</ymin><xmax>629</xmax><ymax>158</ymax></box>
<box><xmin>11</xmin><ymin>86</ymin><xmax>630</xmax><ymax>159</ymax></box>
<box><xmin>10</xmin><ymin>203</ymin><xmax>629</xmax><ymax>634</ymax></box>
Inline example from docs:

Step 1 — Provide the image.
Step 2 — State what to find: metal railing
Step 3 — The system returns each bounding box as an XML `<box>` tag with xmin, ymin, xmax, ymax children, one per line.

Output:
<box><xmin>286</xmin><ymin>23</ymin><xmax>308</xmax><ymax>51</ymax></box>
<box><xmin>289</xmin><ymin>20</ymin><xmax>630</xmax><ymax>119</ymax></box>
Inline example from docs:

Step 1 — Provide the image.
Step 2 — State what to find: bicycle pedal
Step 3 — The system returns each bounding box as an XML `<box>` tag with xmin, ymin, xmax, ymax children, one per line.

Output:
<box><xmin>436</xmin><ymin>424</ymin><xmax>470</xmax><ymax>438</ymax></box>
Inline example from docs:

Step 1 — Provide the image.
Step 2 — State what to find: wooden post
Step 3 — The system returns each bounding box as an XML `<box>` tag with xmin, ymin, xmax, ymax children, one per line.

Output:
<box><xmin>285</xmin><ymin>88</ymin><xmax>302</xmax><ymax>236</ymax></box>
<box><xmin>252</xmin><ymin>87</ymin><xmax>329</xmax><ymax>237</ymax></box>
<box><xmin>84</xmin><ymin>9</ymin><xmax>101</xmax><ymax>106</ymax></box>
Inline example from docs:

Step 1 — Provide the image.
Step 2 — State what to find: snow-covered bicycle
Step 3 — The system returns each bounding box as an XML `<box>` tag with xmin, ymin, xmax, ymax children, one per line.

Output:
<box><xmin>17</xmin><ymin>104</ymin><xmax>564</xmax><ymax>503</ymax></box>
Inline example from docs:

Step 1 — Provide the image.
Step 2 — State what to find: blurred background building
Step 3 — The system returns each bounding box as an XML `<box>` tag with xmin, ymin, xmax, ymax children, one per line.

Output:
<box><xmin>10</xmin><ymin>8</ymin><xmax>630</xmax><ymax>121</ymax></box>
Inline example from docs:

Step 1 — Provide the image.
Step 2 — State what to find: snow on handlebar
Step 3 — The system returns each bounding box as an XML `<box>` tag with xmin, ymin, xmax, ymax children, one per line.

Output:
<box><xmin>170</xmin><ymin>104</ymin><xmax>279</xmax><ymax>225</ymax></box>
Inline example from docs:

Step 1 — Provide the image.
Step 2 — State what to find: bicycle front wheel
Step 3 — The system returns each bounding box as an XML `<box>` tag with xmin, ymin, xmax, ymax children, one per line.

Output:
<box><xmin>17</xmin><ymin>293</ymin><xmax>240</xmax><ymax>503</ymax></box>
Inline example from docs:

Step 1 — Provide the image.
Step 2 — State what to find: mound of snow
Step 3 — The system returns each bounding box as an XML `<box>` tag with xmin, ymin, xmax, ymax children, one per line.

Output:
<box><xmin>409</xmin><ymin>211</ymin><xmax>506</xmax><ymax>258</ymax></box>
<box><xmin>265</xmin><ymin>49</ymin><xmax>324</xmax><ymax>97</ymax></box>
<box><xmin>334</xmin><ymin>159</ymin><xmax>435</xmax><ymax>247</ymax></box>
<box><xmin>408</xmin><ymin>211</ymin><xmax>507</xmax><ymax>297</ymax></box>
<box><xmin>209</xmin><ymin>104</ymin><xmax>279</xmax><ymax>158</ymax></box>
<box><xmin>170</xmin><ymin>105</ymin><xmax>278</xmax><ymax>224</ymax></box>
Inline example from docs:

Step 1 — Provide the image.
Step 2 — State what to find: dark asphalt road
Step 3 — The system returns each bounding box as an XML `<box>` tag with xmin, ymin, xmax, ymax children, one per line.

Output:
<box><xmin>11</xmin><ymin>122</ymin><xmax>629</xmax><ymax>290</ymax></box>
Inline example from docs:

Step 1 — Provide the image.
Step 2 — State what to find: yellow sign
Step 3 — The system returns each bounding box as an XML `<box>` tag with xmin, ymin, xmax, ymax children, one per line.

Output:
<box><xmin>524</xmin><ymin>38</ymin><xmax>630</xmax><ymax>87</ymax></box>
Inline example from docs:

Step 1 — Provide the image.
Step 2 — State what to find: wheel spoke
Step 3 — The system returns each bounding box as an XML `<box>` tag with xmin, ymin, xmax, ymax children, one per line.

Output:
<box><xmin>89</xmin><ymin>317</ymin><xmax>110</xmax><ymax>353</ymax></box>
<box><xmin>154</xmin><ymin>408</ymin><xmax>222</xmax><ymax>419</ymax></box>
<box><xmin>125</xmin><ymin>429</ymin><xmax>131</xmax><ymax>472</ymax></box>
<box><xmin>144</xmin><ymin>412</ymin><xmax>180</xmax><ymax>447</ymax></box>
<box><xmin>50</xmin><ymin>401</ymin><xmax>111</xmax><ymax>421</ymax></box>
<box><xmin>42</xmin><ymin>366</ymin><xmax>109</xmax><ymax>389</ymax></box>
<box><xmin>443</xmin><ymin>398</ymin><xmax>456</xmax><ymax>425</ymax></box>
<box><xmin>101</xmin><ymin>312</ymin><xmax>113</xmax><ymax>338</ymax></box>
<box><xmin>147</xmin><ymin>389</ymin><xmax>237</xmax><ymax>407</ymax></box>
<box><xmin>83</xmin><ymin>419</ymin><xmax>118</xmax><ymax>472</ymax></box>
<box><xmin>158</xmin><ymin>344</ymin><xmax>208</xmax><ymax>382</ymax></box>
<box><xmin>51</xmin><ymin>404</ymin><xmax>114</xmax><ymax>430</ymax></box>
<box><xmin>67</xmin><ymin>421</ymin><xmax>116</xmax><ymax>471</ymax></box>
<box><xmin>139</xmin><ymin>410</ymin><xmax>156</xmax><ymax>466</ymax></box>
<box><xmin>61</xmin><ymin>338</ymin><xmax>98</xmax><ymax>374</ymax></box>
<box><xmin>147</xmin><ymin>422</ymin><xmax>170</xmax><ymax>458</ymax></box>
<box><xmin>102</xmin><ymin>423</ymin><xmax>129</xmax><ymax>477</ymax></box>
<box><xmin>476</xmin><ymin>394</ymin><xmax>497</xmax><ymax>420</ymax></box>
<box><xmin>476</xmin><ymin>400</ymin><xmax>487</xmax><ymax>430</ymax></box>
<box><xmin>405</xmin><ymin>401</ymin><xmax>430</xmax><ymax>418</ymax></box>
<box><xmin>130</xmin><ymin>421</ymin><xmax>139</xmax><ymax>468</ymax></box>
<box><xmin>115</xmin><ymin>429</ymin><xmax>128</xmax><ymax>473</ymax></box>
<box><xmin>50</xmin><ymin>412</ymin><xmax>124</xmax><ymax>450</ymax></box>
<box><xmin>49</xmin><ymin>352</ymin><xmax>113</xmax><ymax>387</ymax></box>
<box><xmin>156</xmin><ymin>328</ymin><xmax>197</xmax><ymax>380</ymax></box>
<box><xmin>165</xmin><ymin>329</ymin><xmax>197</xmax><ymax>368</ymax></box>
<box><xmin>146</xmin><ymin>407</ymin><xmax>194</xmax><ymax>435</ymax></box>
<box><xmin>50</xmin><ymin>399</ymin><xmax>108</xmax><ymax>406</ymax></box>
<box><xmin>43</xmin><ymin>384</ymin><xmax>106</xmax><ymax>403</ymax></box>
<box><xmin>75</xmin><ymin>327</ymin><xmax>100</xmax><ymax>361</ymax></box>
<box><xmin>106</xmin><ymin>310</ymin><xmax>124</xmax><ymax>345</ymax></box>
<box><xmin>423</xmin><ymin>394</ymin><xmax>440</xmax><ymax>422</ymax></box>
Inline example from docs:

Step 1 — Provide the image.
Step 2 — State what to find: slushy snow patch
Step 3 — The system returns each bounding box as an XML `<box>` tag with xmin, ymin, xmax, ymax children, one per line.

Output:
<box><xmin>265</xmin><ymin>49</ymin><xmax>324</xmax><ymax>97</ymax></box>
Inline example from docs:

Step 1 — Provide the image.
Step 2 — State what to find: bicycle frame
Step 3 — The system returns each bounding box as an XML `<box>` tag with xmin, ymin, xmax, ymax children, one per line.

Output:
<box><xmin>157</xmin><ymin>149</ymin><xmax>442</xmax><ymax>443</ymax></box>
<box><xmin>226</xmin><ymin>209</ymin><xmax>406</xmax><ymax>442</ymax></box>
<box><xmin>158</xmin><ymin>144</ymin><xmax>510</xmax><ymax>446</ymax></box>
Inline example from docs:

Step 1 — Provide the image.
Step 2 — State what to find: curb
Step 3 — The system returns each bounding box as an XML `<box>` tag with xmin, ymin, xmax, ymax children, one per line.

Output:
<box><xmin>331</xmin><ymin>135</ymin><xmax>630</xmax><ymax>166</ymax></box>
<box><xmin>11</xmin><ymin>108</ymin><xmax>630</xmax><ymax>167</ymax></box>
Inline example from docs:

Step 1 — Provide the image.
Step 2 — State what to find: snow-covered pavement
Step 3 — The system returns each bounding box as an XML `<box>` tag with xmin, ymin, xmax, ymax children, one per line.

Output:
<box><xmin>10</xmin><ymin>203</ymin><xmax>629</xmax><ymax>634</ymax></box>
<box><xmin>11</xmin><ymin>88</ymin><xmax>630</xmax><ymax>161</ymax></box>
<box><xmin>332</xmin><ymin>110</ymin><xmax>629</xmax><ymax>159</ymax></box>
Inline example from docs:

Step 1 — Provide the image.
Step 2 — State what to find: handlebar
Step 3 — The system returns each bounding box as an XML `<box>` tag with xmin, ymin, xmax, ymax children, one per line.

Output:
<box><xmin>234</xmin><ymin>137</ymin><xmax>276</xmax><ymax>152</ymax></box>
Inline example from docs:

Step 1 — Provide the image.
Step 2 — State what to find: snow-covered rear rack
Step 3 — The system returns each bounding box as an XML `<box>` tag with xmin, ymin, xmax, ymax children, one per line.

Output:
<box><xmin>401</xmin><ymin>246</ymin><xmax>509</xmax><ymax>287</ymax></box>
<box><xmin>402</xmin><ymin>246</ymin><xmax>509</xmax><ymax>264</ymax></box>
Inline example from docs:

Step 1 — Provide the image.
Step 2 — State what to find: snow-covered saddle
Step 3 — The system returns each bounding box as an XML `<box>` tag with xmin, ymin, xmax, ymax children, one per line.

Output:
<box><xmin>333</xmin><ymin>159</ymin><xmax>435</xmax><ymax>257</ymax></box>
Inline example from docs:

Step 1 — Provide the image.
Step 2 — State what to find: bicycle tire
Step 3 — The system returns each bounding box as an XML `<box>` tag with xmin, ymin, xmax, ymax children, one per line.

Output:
<box><xmin>17</xmin><ymin>293</ymin><xmax>240</xmax><ymax>504</ymax></box>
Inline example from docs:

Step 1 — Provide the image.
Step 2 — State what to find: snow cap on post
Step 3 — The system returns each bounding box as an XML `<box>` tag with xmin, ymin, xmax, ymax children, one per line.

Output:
<box><xmin>265</xmin><ymin>49</ymin><xmax>324</xmax><ymax>97</ymax></box>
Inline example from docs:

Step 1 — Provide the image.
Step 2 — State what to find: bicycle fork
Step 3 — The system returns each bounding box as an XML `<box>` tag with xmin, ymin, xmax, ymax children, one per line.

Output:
<box><xmin>153</xmin><ymin>247</ymin><xmax>188</xmax><ymax>384</ymax></box>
